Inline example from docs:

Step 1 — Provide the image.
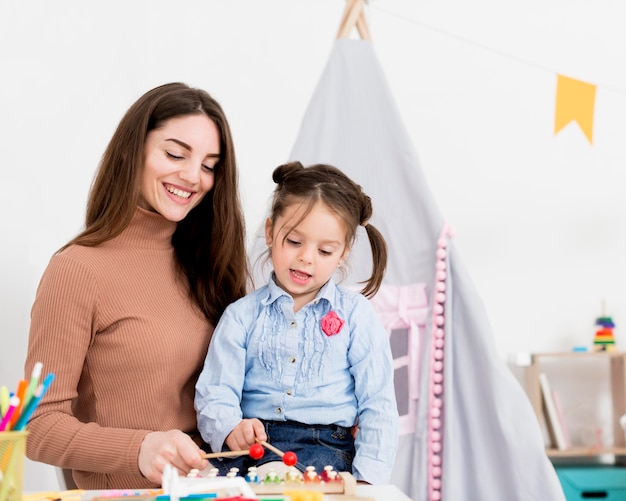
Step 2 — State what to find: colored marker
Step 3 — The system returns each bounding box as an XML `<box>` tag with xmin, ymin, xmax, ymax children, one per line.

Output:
<box><xmin>0</xmin><ymin>396</ymin><xmax>20</xmax><ymax>431</ymax></box>
<box><xmin>9</xmin><ymin>379</ymin><xmax>28</xmax><ymax>429</ymax></box>
<box><xmin>0</xmin><ymin>386</ymin><xmax>9</xmax><ymax>417</ymax></box>
<box><xmin>93</xmin><ymin>497</ymin><xmax>159</xmax><ymax>501</ymax></box>
<box><xmin>25</xmin><ymin>361</ymin><xmax>43</xmax><ymax>408</ymax></box>
<box><xmin>155</xmin><ymin>495</ymin><xmax>217</xmax><ymax>501</ymax></box>
<box><xmin>14</xmin><ymin>372</ymin><xmax>55</xmax><ymax>431</ymax></box>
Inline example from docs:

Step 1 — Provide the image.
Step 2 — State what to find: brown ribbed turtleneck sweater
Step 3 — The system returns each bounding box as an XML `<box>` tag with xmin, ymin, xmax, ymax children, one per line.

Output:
<box><xmin>24</xmin><ymin>208</ymin><xmax>213</xmax><ymax>489</ymax></box>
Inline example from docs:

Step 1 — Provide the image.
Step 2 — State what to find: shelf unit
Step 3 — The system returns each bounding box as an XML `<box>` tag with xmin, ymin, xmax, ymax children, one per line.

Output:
<box><xmin>516</xmin><ymin>351</ymin><xmax>626</xmax><ymax>459</ymax></box>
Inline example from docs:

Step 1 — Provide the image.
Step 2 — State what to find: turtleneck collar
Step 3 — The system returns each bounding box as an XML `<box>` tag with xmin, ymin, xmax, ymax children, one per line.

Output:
<box><xmin>109</xmin><ymin>207</ymin><xmax>178</xmax><ymax>249</ymax></box>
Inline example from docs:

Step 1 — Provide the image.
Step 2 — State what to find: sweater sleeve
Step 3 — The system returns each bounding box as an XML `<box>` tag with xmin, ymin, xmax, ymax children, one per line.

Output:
<box><xmin>25</xmin><ymin>253</ymin><xmax>149</xmax><ymax>477</ymax></box>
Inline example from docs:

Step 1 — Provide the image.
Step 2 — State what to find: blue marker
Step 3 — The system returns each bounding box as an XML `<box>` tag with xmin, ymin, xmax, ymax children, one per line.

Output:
<box><xmin>13</xmin><ymin>373</ymin><xmax>55</xmax><ymax>431</ymax></box>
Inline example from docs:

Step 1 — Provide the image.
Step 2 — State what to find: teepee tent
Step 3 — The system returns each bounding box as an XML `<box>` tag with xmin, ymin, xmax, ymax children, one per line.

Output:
<box><xmin>252</xmin><ymin>1</ymin><xmax>566</xmax><ymax>499</ymax></box>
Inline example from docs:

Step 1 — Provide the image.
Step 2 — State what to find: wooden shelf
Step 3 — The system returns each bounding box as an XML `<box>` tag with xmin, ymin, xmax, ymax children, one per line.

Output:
<box><xmin>513</xmin><ymin>351</ymin><xmax>626</xmax><ymax>461</ymax></box>
<box><xmin>547</xmin><ymin>446</ymin><xmax>626</xmax><ymax>458</ymax></box>
<box><xmin>532</xmin><ymin>352</ymin><xmax>626</xmax><ymax>359</ymax></box>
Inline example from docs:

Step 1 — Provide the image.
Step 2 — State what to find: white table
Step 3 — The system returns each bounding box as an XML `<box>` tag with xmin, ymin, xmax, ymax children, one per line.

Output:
<box><xmin>329</xmin><ymin>484</ymin><xmax>413</xmax><ymax>500</ymax></box>
<box><xmin>26</xmin><ymin>486</ymin><xmax>413</xmax><ymax>501</ymax></box>
<box><xmin>26</xmin><ymin>481</ymin><xmax>413</xmax><ymax>501</ymax></box>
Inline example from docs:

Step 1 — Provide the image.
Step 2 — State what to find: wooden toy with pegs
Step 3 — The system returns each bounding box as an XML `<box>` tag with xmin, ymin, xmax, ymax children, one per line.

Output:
<box><xmin>198</xmin><ymin>439</ymin><xmax>356</xmax><ymax>495</ymax></box>
<box><xmin>593</xmin><ymin>302</ymin><xmax>616</xmax><ymax>352</ymax></box>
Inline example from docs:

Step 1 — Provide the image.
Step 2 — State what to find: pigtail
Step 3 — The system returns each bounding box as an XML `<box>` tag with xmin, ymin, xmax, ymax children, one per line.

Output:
<box><xmin>358</xmin><ymin>192</ymin><xmax>387</xmax><ymax>298</ymax></box>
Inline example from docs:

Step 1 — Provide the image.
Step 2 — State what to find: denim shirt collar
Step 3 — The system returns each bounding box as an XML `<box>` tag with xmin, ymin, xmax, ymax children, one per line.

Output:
<box><xmin>262</xmin><ymin>273</ymin><xmax>339</xmax><ymax>310</ymax></box>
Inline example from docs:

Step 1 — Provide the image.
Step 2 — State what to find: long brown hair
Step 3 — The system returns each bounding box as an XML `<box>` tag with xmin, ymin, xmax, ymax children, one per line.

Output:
<box><xmin>61</xmin><ymin>82</ymin><xmax>248</xmax><ymax>324</ymax></box>
<box><xmin>269</xmin><ymin>161</ymin><xmax>387</xmax><ymax>297</ymax></box>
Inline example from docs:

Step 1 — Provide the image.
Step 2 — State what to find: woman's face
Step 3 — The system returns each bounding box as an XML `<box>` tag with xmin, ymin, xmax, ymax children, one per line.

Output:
<box><xmin>140</xmin><ymin>114</ymin><xmax>220</xmax><ymax>222</ymax></box>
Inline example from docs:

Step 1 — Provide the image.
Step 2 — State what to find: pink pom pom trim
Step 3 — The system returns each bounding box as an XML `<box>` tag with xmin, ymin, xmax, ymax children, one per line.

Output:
<box><xmin>427</xmin><ymin>223</ymin><xmax>453</xmax><ymax>501</ymax></box>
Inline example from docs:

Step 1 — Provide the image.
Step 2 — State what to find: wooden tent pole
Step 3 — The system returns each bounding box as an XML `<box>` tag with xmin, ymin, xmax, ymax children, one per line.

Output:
<box><xmin>336</xmin><ymin>0</ymin><xmax>357</xmax><ymax>37</ymax></box>
<box><xmin>355</xmin><ymin>1</ymin><xmax>371</xmax><ymax>41</ymax></box>
<box><xmin>336</xmin><ymin>0</ymin><xmax>371</xmax><ymax>41</ymax></box>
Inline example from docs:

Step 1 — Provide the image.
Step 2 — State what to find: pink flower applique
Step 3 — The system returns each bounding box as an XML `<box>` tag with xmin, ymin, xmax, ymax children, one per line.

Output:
<box><xmin>321</xmin><ymin>311</ymin><xmax>345</xmax><ymax>336</ymax></box>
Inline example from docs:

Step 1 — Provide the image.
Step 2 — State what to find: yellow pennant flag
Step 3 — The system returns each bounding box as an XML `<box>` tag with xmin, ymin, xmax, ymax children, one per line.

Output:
<box><xmin>554</xmin><ymin>74</ymin><xmax>596</xmax><ymax>144</ymax></box>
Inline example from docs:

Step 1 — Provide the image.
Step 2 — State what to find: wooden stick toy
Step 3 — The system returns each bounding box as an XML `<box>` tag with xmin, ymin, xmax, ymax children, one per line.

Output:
<box><xmin>202</xmin><ymin>440</ymin><xmax>298</xmax><ymax>467</ymax></box>
<box><xmin>202</xmin><ymin>443</ymin><xmax>265</xmax><ymax>460</ymax></box>
<box><xmin>255</xmin><ymin>439</ymin><xmax>298</xmax><ymax>466</ymax></box>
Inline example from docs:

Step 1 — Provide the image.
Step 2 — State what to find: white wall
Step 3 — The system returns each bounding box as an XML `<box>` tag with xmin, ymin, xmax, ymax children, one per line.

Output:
<box><xmin>1</xmin><ymin>0</ymin><xmax>625</xmax><ymax>491</ymax></box>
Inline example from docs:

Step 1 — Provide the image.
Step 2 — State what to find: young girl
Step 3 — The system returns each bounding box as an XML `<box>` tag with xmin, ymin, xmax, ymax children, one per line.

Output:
<box><xmin>195</xmin><ymin>161</ymin><xmax>398</xmax><ymax>485</ymax></box>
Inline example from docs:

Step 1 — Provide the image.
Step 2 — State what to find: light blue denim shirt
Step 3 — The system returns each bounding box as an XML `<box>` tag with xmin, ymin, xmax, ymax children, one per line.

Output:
<box><xmin>195</xmin><ymin>276</ymin><xmax>399</xmax><ymax>484</ymax></box>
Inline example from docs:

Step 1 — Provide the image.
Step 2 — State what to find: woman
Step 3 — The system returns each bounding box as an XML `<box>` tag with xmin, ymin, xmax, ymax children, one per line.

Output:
<box><xmin>24</xmin><ymin>82</ymin><xmax>248</xmax><ymax>489</ymax></box>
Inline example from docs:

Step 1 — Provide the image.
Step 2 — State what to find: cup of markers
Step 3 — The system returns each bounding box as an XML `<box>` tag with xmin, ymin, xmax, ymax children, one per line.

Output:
<box><xmin>0</xmin><ymin>362</ymin><xmax>55</xmax><ymax>501</ymax></box>
<box><xmin>0</xmin><ymin>431</ymin><xmax>27</xmax><ymax>501</ymax></box>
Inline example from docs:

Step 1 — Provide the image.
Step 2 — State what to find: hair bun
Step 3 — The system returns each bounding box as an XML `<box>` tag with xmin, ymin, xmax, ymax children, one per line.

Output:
<box><xmin>272</xmin><ymin>161</ymin><xmax>304</xmax><ymax>184</ymax></box>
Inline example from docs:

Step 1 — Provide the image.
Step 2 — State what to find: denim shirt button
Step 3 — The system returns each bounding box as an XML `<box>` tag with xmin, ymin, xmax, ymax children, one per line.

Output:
<box><xmin>276</xmin><ymin>407</ymin><xmax>283</xmax><ymax>414</ymax></box>
<box><xmin>290</xmin><ymin>321</ymin><xmax>296</xmax><ymax>328</ymax></box>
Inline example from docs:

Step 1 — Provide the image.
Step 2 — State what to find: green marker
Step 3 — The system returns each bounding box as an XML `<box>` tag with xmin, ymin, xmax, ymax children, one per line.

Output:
<box><xmin>0</xmin><ymin>385</ymin><xmax>9</xmax><ymax>416</ymax></box>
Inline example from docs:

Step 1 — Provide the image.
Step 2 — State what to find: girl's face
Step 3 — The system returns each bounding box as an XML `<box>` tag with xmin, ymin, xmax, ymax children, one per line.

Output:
<box><xmin>265</xmin><ymin>201</ymin><xmax>348</xmax><ymax>312</ymax></box>
<box><xmin>140</xmin><ymin>114</ymin><xmax>220</xmax><ymax>222</ymax></box>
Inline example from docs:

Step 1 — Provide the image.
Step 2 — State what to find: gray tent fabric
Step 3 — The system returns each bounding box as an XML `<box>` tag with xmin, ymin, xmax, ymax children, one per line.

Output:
<box><xmin>258</xmin><ymin>38</ymin><xmax>565</xmax><ymax>500</ymax></box>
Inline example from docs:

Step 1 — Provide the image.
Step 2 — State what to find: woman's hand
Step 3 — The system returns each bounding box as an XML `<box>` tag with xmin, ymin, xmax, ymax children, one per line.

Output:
<box><xmin>138</xmin><ymin>430</ymin><xmax>209</xmax><ymax>484</ymax></box>
<box><xmin>225</xmin><ymin>418</ymin><xmax>267</xmax><ymax>451</ymax></box>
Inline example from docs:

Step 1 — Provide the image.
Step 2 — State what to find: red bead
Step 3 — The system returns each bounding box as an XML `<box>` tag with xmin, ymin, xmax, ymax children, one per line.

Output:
<box><xmin>248</xmin><ymin>443</ymin><xmax>265</xmax><ymax>460</ymax></box>
<box><xmin>282</xmin><ymin>451</ymin><xmax>298</xmax><ymax>466</ymax></box>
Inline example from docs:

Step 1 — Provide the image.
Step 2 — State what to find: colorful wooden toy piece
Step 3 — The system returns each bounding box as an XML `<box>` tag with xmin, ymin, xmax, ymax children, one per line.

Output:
<box><xmin>186</xmin><ymin>468</ymin><xmax>202</xmax><ymax>478</ymax></box>
<box><xmin>303</xmin><ymin>466</ymin><xmax>321</xmax><ymax>483</ymax></box>
<box><xmin>594</xmin><ymin>315</ymin><xmax>616</xmax><ymax>352</ymax></box>
<box><xmin>320</xmin><ymin>465</ymin><xmax>341</xmax><ymax>482</ymax></box>
<box><xmin>264</xmin><ymin>468</ymin><xmax>281</xmax><ymax>484</ymax></box>
<box><xmin>284</xmin><ymin>490</ymin><xmax>323</xmax><ymax>501</ymax></box>
<box><xmin>244</xmin><ymin>466</ymin><xmax>258</xmax><ymax>483</ymax></box>
<box><xmin>285</xmin><ymin>466</ymin><xmax>303</xmax><ymax>483</ymax></box>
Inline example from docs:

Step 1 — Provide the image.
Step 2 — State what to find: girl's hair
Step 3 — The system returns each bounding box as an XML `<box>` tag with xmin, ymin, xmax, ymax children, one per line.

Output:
<box><xmin>61</xmin><ymin>82</ymin><xmax>248</xmax><ymax>325</ymax></box>
<box><xmin>269</xmin><ymin>161</ymin><xmax>387</xmax><ymax>297</ymax></box>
